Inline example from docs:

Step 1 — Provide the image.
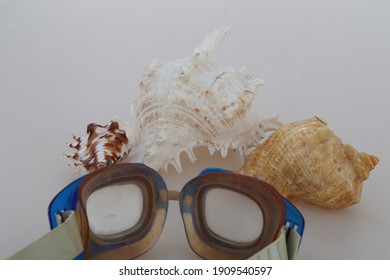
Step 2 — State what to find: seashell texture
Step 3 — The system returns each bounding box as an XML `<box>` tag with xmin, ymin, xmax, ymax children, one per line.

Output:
<box><xmin>238</xmin><ymin>116</ymin><xmax>379</xmax><ymax>209</ymax></box>
<box><xmin>67</xmin><ymin>27</ymin><xmax>281</xmax><ymax>173</ymax></box>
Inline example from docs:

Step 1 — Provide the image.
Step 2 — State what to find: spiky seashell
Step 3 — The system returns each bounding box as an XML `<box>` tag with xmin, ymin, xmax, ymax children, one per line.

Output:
<box><xmin>66</xmin><ymin>122</ymin><xmax>129</xmax><ymax>172</ymax></box>
<box><xmin>238</xmin><ymin>116</ymin><xmax>379</xmax><ymax>209</ymax></box>
<box><xmin>66</xmin><ymin>27</ymin><xmax>281</xmax><ymax>173</ymax></box>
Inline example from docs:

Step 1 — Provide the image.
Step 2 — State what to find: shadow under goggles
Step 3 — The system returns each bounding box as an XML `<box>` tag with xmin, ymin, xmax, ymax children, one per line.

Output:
<box><xmin>11</xmin><ymin>163</ymin><xmax>305</xmax><ymax>260</ymax></box>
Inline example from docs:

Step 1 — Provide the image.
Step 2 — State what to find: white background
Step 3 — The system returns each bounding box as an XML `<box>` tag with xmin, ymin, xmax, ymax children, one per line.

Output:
<box><xmin>0</xmin><ymin>0</ymin><xmax>389</xmax><ymax>259</ymax></box>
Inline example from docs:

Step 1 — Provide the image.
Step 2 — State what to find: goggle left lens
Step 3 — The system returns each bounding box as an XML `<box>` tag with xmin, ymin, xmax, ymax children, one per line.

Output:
<box><xmin>77</xmin><ymin>164</ymin><xmax>168</xmax><ymax>259</ymax></box>
<box><xmin>86</xmin><ymin>181</ymin><xmax>143</xmax><ymax>238</ymax></box>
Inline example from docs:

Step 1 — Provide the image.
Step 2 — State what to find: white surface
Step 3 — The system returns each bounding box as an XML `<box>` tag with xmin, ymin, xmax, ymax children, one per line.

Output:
<box><xmin>0</xmin><ymin>0</ymin><xmax>389</xmax><ymax>259</ymax></box>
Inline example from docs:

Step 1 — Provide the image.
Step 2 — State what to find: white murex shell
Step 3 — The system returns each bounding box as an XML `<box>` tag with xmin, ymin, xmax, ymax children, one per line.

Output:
<box><xmin>66</xmin><ymin>27</ymin><xmax>281</xmax><ymax>173</ymax></box>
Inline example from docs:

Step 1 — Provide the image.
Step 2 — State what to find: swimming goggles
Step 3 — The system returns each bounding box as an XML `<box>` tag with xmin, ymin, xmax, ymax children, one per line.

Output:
<box><xmin>8</xmin><ymin>163</ymin><xmax>304</xmax><ymax>260</ymax></box>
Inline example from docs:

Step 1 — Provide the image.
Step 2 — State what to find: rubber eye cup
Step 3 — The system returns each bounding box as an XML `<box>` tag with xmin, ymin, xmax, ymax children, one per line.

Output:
<box><xmin>77</xmin><ymin>164</ymin><xmax>168</xmax><ymax>260</ymax></box>
<box><xmin>179</xmin><ymin>173</ymin><xmax>286</xmax><ymax>260</ymax></box>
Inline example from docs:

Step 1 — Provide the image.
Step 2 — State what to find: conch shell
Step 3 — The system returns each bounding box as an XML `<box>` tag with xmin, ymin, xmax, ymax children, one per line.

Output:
<box><xmin>238</xmin><ymin>116</ymin><xmax>379</xmax><ymax>209</ymax></box>
<box><xmin>66</xmin><ymin>27</ymin><xmax>281</xmax><ymax>173</ymax></box>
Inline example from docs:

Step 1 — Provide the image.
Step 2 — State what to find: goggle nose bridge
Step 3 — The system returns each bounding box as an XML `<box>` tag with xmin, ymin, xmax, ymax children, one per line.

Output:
<box><xmin>168</xmin><ymin>190</ymin><xmax>180</xmax><ymax>201</ymax></box>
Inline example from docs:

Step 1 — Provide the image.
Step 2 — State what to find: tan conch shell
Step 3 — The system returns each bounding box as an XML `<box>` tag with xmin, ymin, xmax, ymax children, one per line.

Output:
<box><xmin>66</xmin><ymin>27</ymin><xmax>281</xmax><ymax>173</ymax></box>
<box><xmin>238</xmin><ymin>116</ymin><xmax>379</xmax><ymax>209</ymax></box>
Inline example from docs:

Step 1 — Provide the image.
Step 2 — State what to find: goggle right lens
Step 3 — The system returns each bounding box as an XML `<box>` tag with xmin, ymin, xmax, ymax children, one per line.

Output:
<box><xmin>180</xmin><ymin>172</ymin><xmax>286</xmax><ymax>260</ymax></box>
<box><xmin>204</xmin><ymin>187</ymin><xmax>264</xmax><ymax>243</ymax></box>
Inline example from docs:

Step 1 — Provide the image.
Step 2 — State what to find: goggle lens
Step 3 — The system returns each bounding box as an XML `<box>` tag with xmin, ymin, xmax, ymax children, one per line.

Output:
<box><xmin>180</xmin><ymin>172</ymin><xmax>285</xmax><ymax>260</ymax></box>
<box><xmin>204</xmin><ymin>188</ymin><xmax>263</xmax><ymax>244</ymax></box>
<box><xmin>78</xmin><ymin>164</ymin><xmax>168</xmax><ymax>259</ymax></box>
<box><xmin>86</xmin><ymin>181</ymin><xmax>143</xmax><ymax>238</ymax></box>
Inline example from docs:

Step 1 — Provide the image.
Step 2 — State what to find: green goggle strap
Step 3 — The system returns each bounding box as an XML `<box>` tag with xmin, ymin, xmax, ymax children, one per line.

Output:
<box><xmin>8</xmin><ymin>210</ymin><xmax>301</xmax><ymax>260</ymax></box>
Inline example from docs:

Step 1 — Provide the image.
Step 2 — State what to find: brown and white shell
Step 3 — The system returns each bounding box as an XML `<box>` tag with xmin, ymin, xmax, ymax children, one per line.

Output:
<box><xmin>66</xmin><ymin>122</ymin><xmax>129</xmax><ymax>172</ymax></box>
<box><xmin>238</xmin><ymin>116</ymin><xmax>379</xmax><ymax>209</ymax></box>
<box><xmin>66</xmin><ymin>27</ymin><xmax>281</xmax><ymax>173</ymax></box>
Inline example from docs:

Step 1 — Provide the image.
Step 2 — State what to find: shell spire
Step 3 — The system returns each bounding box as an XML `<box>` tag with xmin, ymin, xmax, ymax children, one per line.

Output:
<box><xmin>66</xmin><ymin>27</ymin><xmax>281</xmax><ymax>173</ymax></box>
<box><xmin>193</xmin><ymin>26</ymin><xmax>232</xmax><ymax>66</ymax></box>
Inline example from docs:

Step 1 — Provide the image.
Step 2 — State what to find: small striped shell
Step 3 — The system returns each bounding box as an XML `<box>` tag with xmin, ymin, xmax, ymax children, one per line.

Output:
<box><xmin>66</xmin><ymin>122</ymin><xmax>129</xmax><ymax>172</ymax></box>
<box><xmin>239</xmin><ymin>116</ymin><xmax>379</xmax><ymax>209</ymax></box>
<box><xmin>66</xmin><ymin>27</ymin><xmax>281</xmax><ymax>173</ymax></box>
